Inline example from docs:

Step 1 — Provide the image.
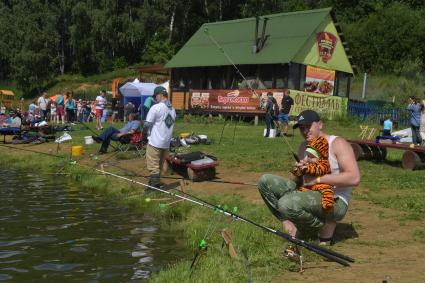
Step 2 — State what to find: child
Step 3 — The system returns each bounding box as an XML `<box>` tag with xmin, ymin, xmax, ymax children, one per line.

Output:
<box><xmin>291</xmin><ymin>136</ymin><xmax>335</xmax><ymax>212</ymax></box>
<box><xmin>50</xmin><ymin>101</ymin><xmax>57</xmax><ymax>123</ymax></box>
<box><xmin>383</xmin><ymin>116</ymin><xmax>392</xmax><ymax>136</ymax></box>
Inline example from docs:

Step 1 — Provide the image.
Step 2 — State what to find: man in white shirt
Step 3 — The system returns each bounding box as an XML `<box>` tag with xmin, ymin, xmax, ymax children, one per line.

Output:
<box><xmin>37</xmin><ymin>92</ymin><xmax>49</xmax><ymax>121</ymax></box>
<box><xmin>95</xmin><ymin>90</ymin><xmax>107</xmax><ymax>130</ymax></box>
<box><xmin>143</xmin><ymin>86</ymin><xmax>176</xmax><ymax>189</ymax></box>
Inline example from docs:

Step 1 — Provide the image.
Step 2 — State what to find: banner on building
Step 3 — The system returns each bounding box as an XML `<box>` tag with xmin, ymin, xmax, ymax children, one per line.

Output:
<box><xmin>304</xmin><ymin>65</ymin><xmax>335</xmax><ymax>95</ymax></box>
<box><xmin>289</xmin><ymin>90</ymin><xmax>347</xmax><ymax>119</ymax></box>
<box><xmin>188</xmin><ymin>89</ymin><xmax>347</xmax><ymax>119</ymax></box>
<box><xmin>189</xmin><ymin>89</ymin><xmax>284</xmax><ymax>114</ymax></box>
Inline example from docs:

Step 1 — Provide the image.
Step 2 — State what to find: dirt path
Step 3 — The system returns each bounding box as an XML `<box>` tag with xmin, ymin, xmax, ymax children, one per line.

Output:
<box><xmin>3</xmin><ymin>144</ymin><xmax>425</xmax><ymax>282</ymax></box>
<box><xmin>174</xmin><ymin>166</ymin><xmax>425</xmax><ymax>283</ymax></box>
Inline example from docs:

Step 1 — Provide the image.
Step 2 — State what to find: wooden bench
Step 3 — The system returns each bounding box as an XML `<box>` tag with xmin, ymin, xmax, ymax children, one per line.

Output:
<box><xmin>348</xmin><ymin>139</ymin><xmax>425</xmax><ymax>170</ymax></box>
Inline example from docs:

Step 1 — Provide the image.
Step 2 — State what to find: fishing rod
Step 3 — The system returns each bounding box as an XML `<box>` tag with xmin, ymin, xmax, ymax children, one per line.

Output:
<box><xmin>203</xmin><ymin>27</ymin><xmax>262</xmax><ymax>105</ymax></box>
<box><xmin>171</xmin><ymin>183</ymin><xmax>354</xmax><ymax>265</ymax></box>
<box><xmin>273</xmin><ymin>120</ymin><xmax>300</xmax><ymax>162</ymax></box>
<box><xmin>105</xmin><ymin>161</ymin><xmax>258</xmax><ymax>187</ymax></box>
<box><xmin>0</xmin><ymin>144</ymin><xmax>354</xmax><ymax>266</ymax></box>
<box><xmin>89</xmin><ymin>167</ymin><xmax>353</xmax><ymax>266</ymax></box>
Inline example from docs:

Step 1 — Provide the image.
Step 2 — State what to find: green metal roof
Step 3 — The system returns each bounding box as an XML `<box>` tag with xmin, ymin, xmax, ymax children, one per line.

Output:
<box><xmin>166</xmin><ymin>8</ymin><xmax>334</xmax><ymax>68</ymax></box>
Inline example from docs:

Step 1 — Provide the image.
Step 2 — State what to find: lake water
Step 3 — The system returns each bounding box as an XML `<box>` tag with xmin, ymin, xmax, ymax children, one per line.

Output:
<box><xmin>0</xmin><ymin>168</ymin><xmax>186</xmax><ymax>282</ymax></box>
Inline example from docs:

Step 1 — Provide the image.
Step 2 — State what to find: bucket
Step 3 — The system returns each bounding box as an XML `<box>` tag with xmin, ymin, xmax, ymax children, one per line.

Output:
<box><xmin>84</xmin><ymin>136</ymin><xmax>94</xmax><ymax>145</ymax></box>
<box><xmin>71</xmin><ymin>145</ymin><xmax>84</xmax><ymax>156</ymax></box>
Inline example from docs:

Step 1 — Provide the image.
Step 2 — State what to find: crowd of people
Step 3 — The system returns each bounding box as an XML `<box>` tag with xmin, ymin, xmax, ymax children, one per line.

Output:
<box><xmin>0</xmin><ymin>89</ymin><xmax>157</xmax><ymax>129</ymax></box>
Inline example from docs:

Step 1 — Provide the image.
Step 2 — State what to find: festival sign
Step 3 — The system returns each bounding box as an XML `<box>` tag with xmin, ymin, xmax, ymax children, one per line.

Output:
<box><xmin>289</xmin><ymin>90</ymin><xmax>347</xmax><ymax>119</ymax></box>
<box><xmin>189</xmin><ymin>89</ymin><xmax>284</xmax><ymax>114</ymax></box>
<box><xmin>304</xmin><ymin>65</ymin><xmax>335</xmax><ymax>95</ymax></box>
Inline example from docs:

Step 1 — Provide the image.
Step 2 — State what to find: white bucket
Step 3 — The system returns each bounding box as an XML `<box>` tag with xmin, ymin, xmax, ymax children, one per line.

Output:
<box><xmin>84</xmin><ymin>136</ymin><xmax>94</xmax><ymax>145</ymax></box>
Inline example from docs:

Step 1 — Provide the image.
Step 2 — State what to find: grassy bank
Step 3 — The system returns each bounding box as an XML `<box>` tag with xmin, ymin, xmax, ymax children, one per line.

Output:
<box><xmin>1</xmin><ymin>117</ymin><xmax>425</xmax><ymax>282</ymax></box>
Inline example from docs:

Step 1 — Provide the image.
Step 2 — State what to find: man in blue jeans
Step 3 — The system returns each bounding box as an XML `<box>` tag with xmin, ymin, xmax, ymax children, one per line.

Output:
<box><xmin>93</xmin><ymin>113</ymin><xmax>140</xmax><ymax>154</ymax></box>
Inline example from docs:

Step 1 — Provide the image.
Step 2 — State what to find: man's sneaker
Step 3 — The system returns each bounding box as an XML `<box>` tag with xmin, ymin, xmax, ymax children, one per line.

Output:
<box><xmin>318</xmin><ymin>237</ymin><xmax>334</xmax><ymax>246</ymax></box>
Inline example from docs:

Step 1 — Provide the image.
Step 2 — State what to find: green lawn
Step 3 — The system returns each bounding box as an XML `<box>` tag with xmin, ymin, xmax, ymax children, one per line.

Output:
<box><xmin>2</xmin><ymin>115</ymin><xmax>424</xmax><ymax>283</ymax></box>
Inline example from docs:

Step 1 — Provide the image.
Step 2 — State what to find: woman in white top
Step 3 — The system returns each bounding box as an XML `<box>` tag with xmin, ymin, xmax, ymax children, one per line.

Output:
<box><xmin>95</xmin><ymin>91</ymin><xmax>107</xmax><ymax>130</ymax></box>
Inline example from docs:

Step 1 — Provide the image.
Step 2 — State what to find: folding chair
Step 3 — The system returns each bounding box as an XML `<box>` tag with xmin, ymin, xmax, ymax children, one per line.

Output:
<box><xmin>117</xmin><ymin>130</ymin><xmax>146</xmax><ymax>158</ymax></box>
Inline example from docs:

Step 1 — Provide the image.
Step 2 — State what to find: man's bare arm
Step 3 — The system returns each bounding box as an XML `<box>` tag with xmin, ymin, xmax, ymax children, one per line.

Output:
<box><xmin>316</xmin><ymin>137</ymin><xmax>360</xmax><ymax>187</ymax></box>
<box><xmin>304</xmin><ymin>137</ymin><xmax>360</xmax><ymax>188</ymax></box>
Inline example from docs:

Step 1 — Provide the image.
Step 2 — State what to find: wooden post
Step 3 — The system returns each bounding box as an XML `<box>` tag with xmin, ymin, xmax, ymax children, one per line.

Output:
<box><xmin>402</xmin><ymin>151</ymin><xmax>425</xmax><ymax>170</ymax></box>
<box><xmin>254</xmin><ymin>115</ymin><xmax>258</xmax><ymax>126</ymax></box>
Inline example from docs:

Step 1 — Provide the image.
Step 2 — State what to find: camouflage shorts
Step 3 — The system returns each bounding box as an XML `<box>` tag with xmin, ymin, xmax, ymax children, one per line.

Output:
<box><xmin>258</xmin><ymin>174</ymin><xmax>348</xmax><ymax>228</ymax></box>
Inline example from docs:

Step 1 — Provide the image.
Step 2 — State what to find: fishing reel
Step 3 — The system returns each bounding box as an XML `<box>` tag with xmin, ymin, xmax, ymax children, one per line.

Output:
<box><xmin>284</xmin><ymin>244</ymin><xmax>304</xmax><ymax>273</ymax></box>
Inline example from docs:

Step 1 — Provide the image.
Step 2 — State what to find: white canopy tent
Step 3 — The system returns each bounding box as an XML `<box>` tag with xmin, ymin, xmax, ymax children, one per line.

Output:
<box><xmin>119</xmin><ymin>82</ymin><xmax>157</xmax><ymax>97</ymax></box>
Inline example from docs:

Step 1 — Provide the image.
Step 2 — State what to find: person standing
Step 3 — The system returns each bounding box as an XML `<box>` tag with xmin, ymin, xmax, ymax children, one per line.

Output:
<box><xmin>56</xmin><ymin>93</ymin><xmax>65</xmax><ymax>124</ymax></box>
<box><xmin>37</xmin><ymin>92</ymin><xmax>49</xmax><ymax>121</ymax></box>
<box><xmin>50</xmin><ymin>101</ymin><xmax>57</xmax><ymax>123</ymax></box>
<box><xmin>143</xmin><ymin>86</ymin><xmax>176</xmax><ymax>189</ymax></box>
<box><xmin>258</xmin><ymin>110</ymin><xmax>360</xmax><ymax>244</ymax></box>
<box><xmin>407</xmin><ymin>96</ymin><xmax>423</xmax><ymax>146</ymax></box>
<box><xmin>65</xmin><ymin>93</ymin><xmax>76</xmax><ymax>124</ymax></box>
<box><xmin>419</xmin><ymin>94</ymin><xmax>425</xmax><ymax>143</ymax></box>
<box><xmin>264</xmin><ymin>92</ymin><xmax>277</xmax><ymax>137</ymax></box>
<box><xmin>95</xmin><ymin>90</ymin><xmax>107</xmax><ymax>130</ymax></box>
<box><xmin>382</xmin><ymin>116</ymin><xmax>393</xmax><ymax>136</ymax></box>
<box><xmin>278</xmin><ymin>90</ymin><xmax>294</xmax><ymax>136</ymax></box>
<box><xmin>143</xmin><ymin>95</ymin><xmax>155</xmax><ymax>119</ymax></box>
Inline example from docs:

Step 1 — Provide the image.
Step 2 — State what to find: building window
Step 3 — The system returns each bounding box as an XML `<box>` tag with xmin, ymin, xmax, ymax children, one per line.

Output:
<box><xmin>335</xmin><ymin>72</ymin><xmax>351</xmax><ymax>97</ymax></box>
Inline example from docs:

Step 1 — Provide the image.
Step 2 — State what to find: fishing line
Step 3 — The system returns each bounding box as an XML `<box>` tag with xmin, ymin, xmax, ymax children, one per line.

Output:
<box><xmin>204</xmin><ymin>27</ymin><xmax>261</xmax><ymax>104</ymax></box>
<box><xmin>0</xmin><ymin>143</ymin><xmax>354</xmax><ymax>266</ymax></box>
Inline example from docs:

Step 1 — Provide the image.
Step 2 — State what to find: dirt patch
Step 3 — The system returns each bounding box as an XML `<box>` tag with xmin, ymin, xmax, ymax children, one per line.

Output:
<box><xmin>2</xmin><ymin>143</ymin><xmax>425</xmax><ymax>282</ymax></box>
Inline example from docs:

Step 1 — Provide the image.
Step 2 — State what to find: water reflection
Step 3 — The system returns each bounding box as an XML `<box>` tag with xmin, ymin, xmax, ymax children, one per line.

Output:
<box><xmin>0</xmin><ymin>169</ymin><xmax>186</xmax><ymax>282</ymax></box>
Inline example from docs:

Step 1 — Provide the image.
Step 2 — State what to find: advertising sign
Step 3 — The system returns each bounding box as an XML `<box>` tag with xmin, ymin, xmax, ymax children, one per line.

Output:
<box><xmin>304</xmin><ymin>65</ymin><xmax>335</xmax><ymax>95</ymax></box>
<box><xmin>188</xmin><ymin>89</ymin><xmax>347</xmax><ymax>119</ymax></box>
<box><xmin>289</xmin><ymin>90</ymin><xmax>347</xmax><ymax>119</ymax></box>
<box><xmin>190</xmin><ymin>89</ymin><xmax>284</xmax><ymax>114</ymax></box>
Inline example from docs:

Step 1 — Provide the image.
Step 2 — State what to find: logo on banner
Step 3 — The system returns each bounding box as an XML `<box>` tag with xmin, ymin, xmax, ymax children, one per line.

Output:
<box><xmin>316</xmin><ymin>32</ymin><xmax>337</xmax><ymax>63</ymax></box>
<box><xmin>218</xmin><ymin>90</ymin><xmax>249</xmax><ymax>104</ymax></box>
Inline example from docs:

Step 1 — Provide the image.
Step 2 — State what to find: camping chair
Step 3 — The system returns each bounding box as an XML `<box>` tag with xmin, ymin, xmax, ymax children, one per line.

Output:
<box><xmin>116</xmin><ymin>130</ymin><xmax>146</xmax><ymax>158</ymax></box>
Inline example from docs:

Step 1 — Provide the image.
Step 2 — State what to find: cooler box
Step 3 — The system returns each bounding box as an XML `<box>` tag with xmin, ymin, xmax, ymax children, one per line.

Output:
<box><xmin>166</xmin><ymin>151</ymin><xmax>218</xmax><ymax>181</ymax></box>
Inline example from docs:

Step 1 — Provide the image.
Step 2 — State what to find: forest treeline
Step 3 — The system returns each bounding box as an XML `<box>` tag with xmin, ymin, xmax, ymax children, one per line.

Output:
<box><xmin>1</xmin><ymin>0</ymin><xmax>425</xmax><ymax>96</ymax></box>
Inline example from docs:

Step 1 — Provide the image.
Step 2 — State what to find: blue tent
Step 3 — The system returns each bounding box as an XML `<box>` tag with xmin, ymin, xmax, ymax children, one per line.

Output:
<box><xmin>119</xmin><ymin>82</ymin><xmax>157</xmax><ymax>120</ymax></box>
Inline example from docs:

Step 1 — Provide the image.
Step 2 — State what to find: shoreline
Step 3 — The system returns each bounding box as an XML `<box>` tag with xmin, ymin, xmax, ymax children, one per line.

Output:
<box><xmin>0</xmin><ymin>147</ymin><xmax>296</xmax><ymax>282</ymax></box>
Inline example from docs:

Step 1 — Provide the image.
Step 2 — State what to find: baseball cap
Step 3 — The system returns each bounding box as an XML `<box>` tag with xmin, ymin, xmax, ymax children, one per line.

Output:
<box><xmin>153</xmin><ymin>86</ymin><xmax>168</xmax><ymax>97</ymax></box>
<box><xmin>293</xmin><ymin>110</ymin><xmax>321</xmax><ymax>129</ymax></box>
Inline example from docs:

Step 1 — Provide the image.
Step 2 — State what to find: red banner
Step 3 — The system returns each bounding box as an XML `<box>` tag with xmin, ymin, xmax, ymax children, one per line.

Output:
<box><xmin>189</xmin><ymin>89</ymin><xmax>286</xmax><ymax>114</ymax></box>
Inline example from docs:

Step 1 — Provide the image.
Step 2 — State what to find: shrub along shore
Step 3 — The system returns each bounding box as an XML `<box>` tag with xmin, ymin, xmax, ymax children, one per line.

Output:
<box><xmin>2</xmin><ymin>117</ymin><xmax>425</xmax><ymax>282</ymax></box>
